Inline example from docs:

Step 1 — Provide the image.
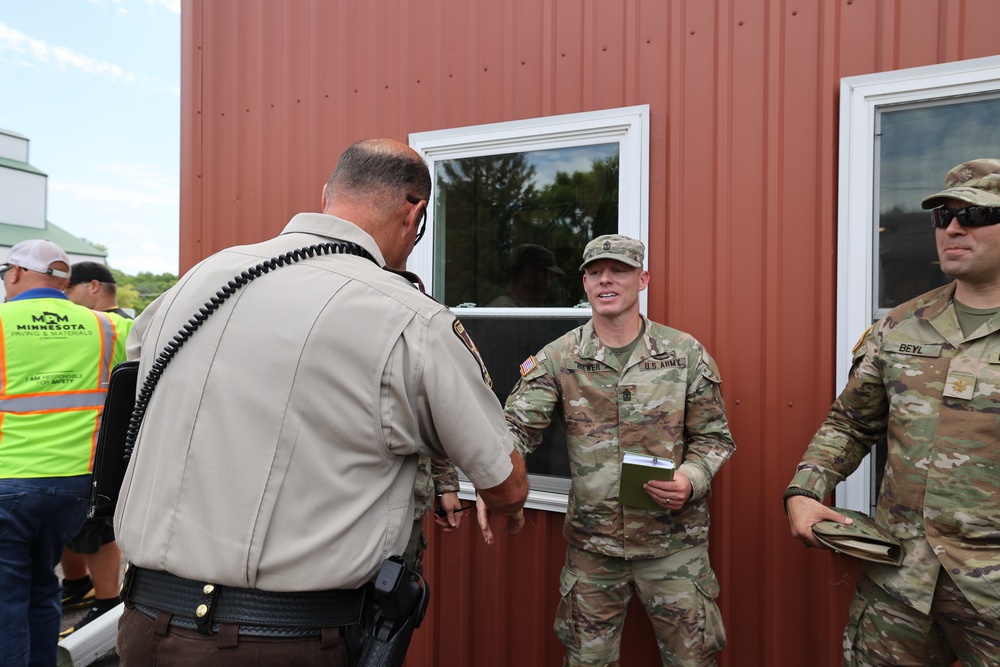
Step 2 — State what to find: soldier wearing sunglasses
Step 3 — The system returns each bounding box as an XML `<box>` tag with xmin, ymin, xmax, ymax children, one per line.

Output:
<box><xmin>785</xmin><ymin>158</ymin><xmax>1000</xmax><ymax>666</ymax></box>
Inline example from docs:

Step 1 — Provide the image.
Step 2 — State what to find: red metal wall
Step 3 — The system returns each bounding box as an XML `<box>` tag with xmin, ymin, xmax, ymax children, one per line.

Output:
<box><xmin>180</xmin><ymin>1</ymin><xmax>1000</xmax><ymax>664</ymax></box>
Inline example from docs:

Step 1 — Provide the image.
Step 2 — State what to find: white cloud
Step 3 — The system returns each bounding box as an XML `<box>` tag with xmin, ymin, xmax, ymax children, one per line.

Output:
<box><xmin>50</xmin><ymin>181</ymin><xmax>176</xmax><ymax>208</ymax></box>
<box><xmin>49</xmin><ymin>161</ymin><xmax>178</xmax><ymax>207</ymax></box>
<box><xmin>146</xmin><ymin>0</ymin><xmax>181</xmax><ymax>14</ymax></box>
<box><xmin>88</xmin><ymin>0</ymin><xmax>181</xmax><ymax>15</ymax></box>
<box><xmin>0</xmin><ymin>21</ymin><xmax>151</xmax><ymax>85</ymax></box>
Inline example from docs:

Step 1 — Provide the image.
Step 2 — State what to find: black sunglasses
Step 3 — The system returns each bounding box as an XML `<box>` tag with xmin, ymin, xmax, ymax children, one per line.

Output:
<box><xmin>930</xmin><ymin>206</ymin><xmax>1000</xmax><ymax>229</ymax></box>
<box><xmin>0</xmin><ymin>264</ymin><xmax>13</xmax><ymax>280</ymax></box>
<box><xmin>406</xmin><ymin>195</ymin><xmax>428</xmax><ymax>245</ymax></box>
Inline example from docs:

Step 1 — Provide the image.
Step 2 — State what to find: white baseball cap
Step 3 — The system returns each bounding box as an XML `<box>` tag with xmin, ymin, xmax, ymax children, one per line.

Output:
<box><xmin>5</xmin><ymin>240</ymin><xmax>71</xmax><ymax>279</ymax></box>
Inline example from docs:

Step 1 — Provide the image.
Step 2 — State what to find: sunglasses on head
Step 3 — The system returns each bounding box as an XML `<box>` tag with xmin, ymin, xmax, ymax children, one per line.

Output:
<box><xmin>406</xmin><ymin>195</ymin><xmax>428</xmax><ymax>245</ymax></box>
<box><xmin>930</xmin><ymin>205</ymin><xmax>1000</xmax><ymax>229</ymax></box>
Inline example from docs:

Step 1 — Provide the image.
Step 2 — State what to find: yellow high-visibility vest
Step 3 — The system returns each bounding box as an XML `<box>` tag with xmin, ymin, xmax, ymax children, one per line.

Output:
<box><xmin>0</xmin><ymin>295</ymin><xmax>124</xmax><ymax>478</ymax></box>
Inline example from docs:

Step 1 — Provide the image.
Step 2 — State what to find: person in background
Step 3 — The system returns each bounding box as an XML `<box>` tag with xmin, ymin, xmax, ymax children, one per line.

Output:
<box><xmin>785</xmin><ymin>158</ymin><xmax>1000</xmax><ymax>665</ymax></box>
<box><xmin>114</xmin><ymin>138</ymin><xmax>528</xmax><ymax>666</ymax></box>
<box><xmin>488</xmin><ymin>243</ymin><xmax>564</xmax><ymax>308</ymax></box>
<box><xmin>0</xmin><ymin>240</ymin><xmax>124</xmax><ymax>666</ymax></box>
<box><xmin>58</xmin><ymin>261</ymin><xmax>135</xmax><ymax>637</ymax></box>
<box><xmin>402</xmin><ymin>457</ymin><xmax>464</xmax><ymax>575</ymax></box>
<box><xmin>489</xmin><ymin>234</ymin><xmax>735</xmax><ymax>666</ymax></box>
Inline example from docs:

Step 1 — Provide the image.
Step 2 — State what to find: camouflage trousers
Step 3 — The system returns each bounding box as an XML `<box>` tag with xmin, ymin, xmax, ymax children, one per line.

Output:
<box><xmin>554</xmin><ymin>544</ymin><xmax>726</xmax><ymax>667</ymax></box>
<box><xmin>843</xmin><ymin>569</ymin><xmax>1000</xmax><ymax>666</ymax></box>
<box><xmin>401</xmin><ymin>516</ymin><xmax>429</xmax><ymax>575</ymax></box>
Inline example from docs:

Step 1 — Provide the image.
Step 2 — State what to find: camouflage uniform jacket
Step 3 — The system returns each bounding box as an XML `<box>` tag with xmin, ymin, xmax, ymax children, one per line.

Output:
<box><xmin>412</xmin><ymin>456</ymin><xmax>460</xmax><ymax>521</ymax></box>
<box><xmin>787</xmin><ymin>282</ymin><xmax>1000</xmax><ymax>618</ymax></box>
<box><xmin>505</xmin><ymin>316</ymin><xmax>735</xmax><ymax>559</ymax></box>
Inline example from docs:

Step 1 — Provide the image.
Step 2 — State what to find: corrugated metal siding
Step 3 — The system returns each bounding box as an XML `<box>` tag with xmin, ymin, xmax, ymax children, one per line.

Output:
<box><xmin>180</xmin><ymin>1</ymin><xmax>1000</xmax><ymax>665</ymax></box>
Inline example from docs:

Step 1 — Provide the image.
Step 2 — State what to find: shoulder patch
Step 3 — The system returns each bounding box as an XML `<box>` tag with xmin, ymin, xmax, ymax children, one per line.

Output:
<box><xmin>852</xmin><ymin>324</ymin><xmax>874</xmax><ymax>355</ymax></box>
<box><xmin>519</xmin><ymin>356</ymin><xmax>538</xmax><ymax>377</ymax></box>
<box><xmin>453</xmin><ymin>319</ymin><xmax>493</xmax><ymax>388</ymax></box>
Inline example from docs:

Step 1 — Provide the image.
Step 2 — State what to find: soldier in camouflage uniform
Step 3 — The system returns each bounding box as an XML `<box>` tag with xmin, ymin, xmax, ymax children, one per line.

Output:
<box><xmin>486</xmin><ymin>235</ymin><xmax>735</xmax><ymax>667</ymax></box>
<box><xmin>785</xmin><ymin>158</ymin><xmax>1000</xmax><ymax>666</ymax></box>
<box><xmin>402</xmin><ymin>456</ymin><xmax>463</xmax><ymax>574</ymax></box>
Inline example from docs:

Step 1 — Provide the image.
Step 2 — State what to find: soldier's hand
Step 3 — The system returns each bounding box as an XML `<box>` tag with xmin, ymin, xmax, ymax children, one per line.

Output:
<box><xmin>786</xmin><ymin>494</ymin><xmax>852</xmax><ymax>548</ymax></box>
<box><xmin>476</xmin><ymin>494</ymin><xmax>525</xmax><ymax>545</ymax></box>
<box><xmin>644</xmin><ymin>472</ymin><xmax>693</xmax><ymax>510</ymax></box>
<box><xmin>433</xmin><ymin>491</ymin><xmax>464</xmax><ymax>532</ymax></box>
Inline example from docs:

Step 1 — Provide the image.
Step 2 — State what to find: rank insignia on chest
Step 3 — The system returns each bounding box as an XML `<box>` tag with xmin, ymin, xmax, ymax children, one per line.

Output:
<box><xmin>943</xmin><ymin>371</ymin><xmax>975</xmax><ymax>400</ymax></box>
<box><xmin>622</xmin><ymin>388</ymin><xmax>632</xmax><ymax>401</ymax></box>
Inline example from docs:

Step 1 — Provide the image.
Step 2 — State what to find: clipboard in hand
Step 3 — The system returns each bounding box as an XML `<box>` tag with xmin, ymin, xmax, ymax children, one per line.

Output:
<box><xmin>619</xmin><ymin>453</ymin><xmax>675</xmax><ymax>510</ymax></box>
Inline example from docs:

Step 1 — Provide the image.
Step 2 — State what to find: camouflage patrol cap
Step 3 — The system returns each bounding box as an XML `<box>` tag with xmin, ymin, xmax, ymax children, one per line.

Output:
<box><xmin>579</xmin><ymin>234</ymin><xmax>645</xmax><ymax>271</ymax></box>
<box><xmin>921</xmin><ymin>158</ymin><xmax>1000</xmax><ymax>210</ymax></box>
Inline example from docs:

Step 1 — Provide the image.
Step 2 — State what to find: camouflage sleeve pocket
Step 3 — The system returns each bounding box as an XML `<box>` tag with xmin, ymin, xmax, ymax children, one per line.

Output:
<box><xmin>518</xmin><ymin>352</ymin><xmax>548</xmax><ymax>380</ymax></box>
<box><xmin>699</xmin><ymin>351</ymin><xmax>722</xmax><ymax>384</ymax></box>
<box><xmin>851</xmin><ymin>324</ymin><xmax>877</xmax><ymax>366</ymax></box>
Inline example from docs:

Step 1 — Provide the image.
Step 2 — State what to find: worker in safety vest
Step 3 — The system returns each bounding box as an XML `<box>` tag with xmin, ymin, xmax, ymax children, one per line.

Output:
<box><xmin>58</xmin><ymin>261</ymin><xmax>136</xmax><ymax>638</ymax></box>
<box><xmin>0</xmin><ymin>240</ymin><xmax>125</xmax><ymax>666</ymax></box>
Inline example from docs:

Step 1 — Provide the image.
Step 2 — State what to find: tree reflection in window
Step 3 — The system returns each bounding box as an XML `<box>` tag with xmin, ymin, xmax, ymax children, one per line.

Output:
<box><xmin>433</xmin><ymin>144</ymin><xmax>619</xmax><ymax>308</ymax></box>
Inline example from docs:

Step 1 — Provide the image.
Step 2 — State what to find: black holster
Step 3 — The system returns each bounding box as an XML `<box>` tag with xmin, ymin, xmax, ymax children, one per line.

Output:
<box><xmin>350</xmin><ymin>556</ymin><xmax>429</xmax><ymax>667</ymax></box>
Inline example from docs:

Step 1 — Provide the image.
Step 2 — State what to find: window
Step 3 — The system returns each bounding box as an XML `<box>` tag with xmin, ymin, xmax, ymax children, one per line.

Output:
<box><xmin>837</xmin><ymin>55</ymin><xmax>1000</xmax><ymax>513</ymax></box>
<box><xmin>410</xmin><ymin>106</ymin><xmax>650</xmax><ymax>511</ymax></box>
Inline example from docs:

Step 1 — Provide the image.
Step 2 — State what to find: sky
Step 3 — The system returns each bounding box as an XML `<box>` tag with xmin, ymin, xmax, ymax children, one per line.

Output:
<box><xmin>0</xmin><ymin>0</ymin><xmax>180</xmax><ymax>275</ymax></box>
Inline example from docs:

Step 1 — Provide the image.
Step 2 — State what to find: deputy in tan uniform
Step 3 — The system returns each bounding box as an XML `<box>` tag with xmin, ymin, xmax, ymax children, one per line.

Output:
<box><xmin>114</xmin><ymin>138</ymin><xmax>528</xmax><ymax>666</ymax></box>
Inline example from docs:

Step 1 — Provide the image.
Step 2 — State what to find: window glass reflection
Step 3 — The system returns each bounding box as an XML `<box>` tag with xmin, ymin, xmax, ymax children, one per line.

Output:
<box><xmin>877</xmin><ymin>96</ymin><xmax>1000</xmax><ymax>310</ymax></box>
<box><xmin>433</xmin><ymin>144</ymin><xmax>620</xmax><ymax>307</ymax></box>
<box><xmin>460</xmin><ymin>314</ymin><xmax>591</xmax><ymax>480</ymax></box>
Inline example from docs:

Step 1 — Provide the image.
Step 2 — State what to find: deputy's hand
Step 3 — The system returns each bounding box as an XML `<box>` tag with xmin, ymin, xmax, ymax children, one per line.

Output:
<box><xmin>786</xmin><ymin>494</ymin><xmax>852</xmax><ymax>548</ymax></box>
<box><xmin>644</xmin><ymin>471</ymin><xmax>693</xmax><ymax>511</ymax></box>
<box><xmin>433</xmin><ymin>491</ymin><xmax>464</xmax><ymax>532</ymax></box>
<box><xmin>476</xmin><ymin>493</ymin><xmax>525</xmax><ymax>545</ymax></box>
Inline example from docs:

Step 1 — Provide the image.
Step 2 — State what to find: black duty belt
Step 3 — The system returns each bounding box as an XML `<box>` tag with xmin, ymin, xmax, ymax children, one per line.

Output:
<box><xmin>125</xmin><ymin>565</ymin><xmax>368</xmax><ymax>638</ymax></box>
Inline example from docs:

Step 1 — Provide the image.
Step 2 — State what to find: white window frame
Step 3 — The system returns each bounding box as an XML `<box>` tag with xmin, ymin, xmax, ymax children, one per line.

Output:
<box><xmin>836</xmin><ymin>55</ymin><xmax>1000</xmax><ymax>512</ymax></box>
<box><xmin>409</xmin><ymin>105</ymin><xmax>650</xmax><ymax>512</ymax></box>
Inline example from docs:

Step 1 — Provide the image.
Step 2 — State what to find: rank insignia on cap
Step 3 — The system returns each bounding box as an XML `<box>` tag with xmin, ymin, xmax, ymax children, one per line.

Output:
<box><xmin>519</xmin><ymin>355</ymin><xmax>538</xmax><ymax>376</ymax></box>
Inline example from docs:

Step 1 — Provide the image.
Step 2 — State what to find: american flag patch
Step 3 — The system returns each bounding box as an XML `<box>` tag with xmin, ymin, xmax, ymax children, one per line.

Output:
<box><xmin>519</xmin><ymin>356</ymin><xmax>538</xmax><ymax>376</ymax></box>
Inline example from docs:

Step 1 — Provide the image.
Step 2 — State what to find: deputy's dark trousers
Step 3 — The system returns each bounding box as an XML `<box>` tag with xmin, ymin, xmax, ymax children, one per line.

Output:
<box><xmin>117</xmin><ymin>605</ymin><xmax>350</xmax><ymax>666</ymax></box>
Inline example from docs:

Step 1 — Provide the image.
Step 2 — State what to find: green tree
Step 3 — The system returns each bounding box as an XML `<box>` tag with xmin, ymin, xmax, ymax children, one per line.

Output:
<box><xmin>109</xmin><ymin>268</ymin><xmax>177</xmax><ymax>315</ymax></box>
<box><xmin>435</xmin><ymin>151</ymin><xmax>620</xmax><ymax>307</ymax></box>
<box><xmin>437</xmin><ymin>153</ymin><xmax>539</xmax><ymax>305</ymax></box>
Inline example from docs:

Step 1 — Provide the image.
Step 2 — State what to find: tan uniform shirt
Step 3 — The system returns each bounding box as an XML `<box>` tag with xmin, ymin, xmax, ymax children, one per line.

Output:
<box><xmin>115</xmin><ymin>213</ymin><xmax>513</xmax><ymax>591</ymax></box>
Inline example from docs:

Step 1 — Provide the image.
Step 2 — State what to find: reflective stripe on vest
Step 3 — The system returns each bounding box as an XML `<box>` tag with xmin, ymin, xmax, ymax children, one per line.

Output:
<box><xmin>0</xmin><ymin>301</ymin><xmax>121</xmax><ymax>477</ymax></box>
<box><xmin>0</xmin><ymin>309</ymin><xmax>116</xmax><ymax>407</ymax></box>
<box><xmin>0</xmin><ymin>312</ymin><xmax>116</xmax><ymax>412</ymax></box>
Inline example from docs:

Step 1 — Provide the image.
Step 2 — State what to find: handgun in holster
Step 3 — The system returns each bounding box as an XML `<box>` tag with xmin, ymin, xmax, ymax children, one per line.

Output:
<box><xmin>352</xmin><ymin>555</ymin><xmax>429</xmax><ymax>667</ymax></box>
